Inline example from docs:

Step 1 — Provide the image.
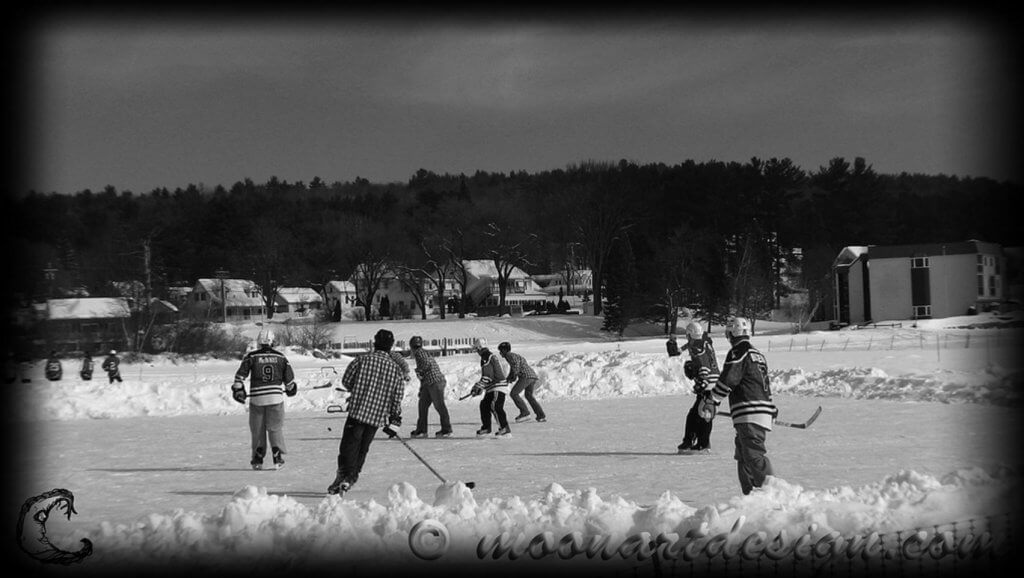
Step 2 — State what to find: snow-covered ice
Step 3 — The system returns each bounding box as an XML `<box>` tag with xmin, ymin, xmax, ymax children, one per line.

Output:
<box><xmin>9</xmin><ymin>313</ymin><xmax>1023</xmax><ymax>577</ymax></box>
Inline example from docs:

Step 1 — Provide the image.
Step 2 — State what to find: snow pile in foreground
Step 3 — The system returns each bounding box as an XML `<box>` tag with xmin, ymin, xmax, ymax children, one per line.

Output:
<box><xmin>19</xmin><ymin>349</ymin><xmax>1021</xmax><ymax>421</ymax></box>
<box><xmin>57</xmin><ymin>465</ymin><xmax>1018</xmax><ymax>572</ymax></box>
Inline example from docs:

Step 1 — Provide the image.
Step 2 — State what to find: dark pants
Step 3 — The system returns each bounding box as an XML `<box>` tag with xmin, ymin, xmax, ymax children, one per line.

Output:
<box><xmin>510</xmin><ymin>377</ymin><xmax>545</xmax><ymax>419</ymax></box>
<box><xmin>337</xmin><ymin>417</ymin><xmax>379</xmax><ymax>486</ymax></box>
<box><xmin>416</xmin><ymin>382</ymin><xmax>452</xmax><ymax>432</ymax></box>
<box><xmin>681</xmin><ymin>397</ymin><xmax>713</xmax><ymax>449</ymax></box>
<box><xmin>479</xmin><ymin>391</ymin><xmax>509</xmax><ymax>430</ymax></box>
<box><xmin>107</xmin><ymin>371</ymin><xmax>122</xmax><ymax>383</ymax></box>
<box><xmin>733</xmin><ymin>422</ymin><xmax>774</xmax><ymax>495</ymax></box>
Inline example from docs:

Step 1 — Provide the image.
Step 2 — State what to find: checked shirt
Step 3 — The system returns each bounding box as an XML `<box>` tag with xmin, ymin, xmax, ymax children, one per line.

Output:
<box><xmin>341</xmin><ymin>350</ymin><xmax>405</xmax><ymax>428</ymax></box>
<box><xmin>412</xmin><ymin>348</ymin><xmax>446</xmax><ymax>386</ymax></box>
<box><xmin>502</xmin><ymin>351</ymin><xmax>537</xmax><ymax>382</ymax></box>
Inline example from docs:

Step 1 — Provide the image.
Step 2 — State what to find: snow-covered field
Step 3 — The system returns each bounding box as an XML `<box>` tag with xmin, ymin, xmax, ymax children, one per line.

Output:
<box><xmin>9</xmin><ymin>313</ymin><xmax>1024</xmax><ymax>577</ymax></box>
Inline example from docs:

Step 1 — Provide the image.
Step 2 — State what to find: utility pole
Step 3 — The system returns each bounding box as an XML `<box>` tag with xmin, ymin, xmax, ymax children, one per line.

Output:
<box><xmin>215</xmin><ymin>268</ymin><xmax>230</xmax><ymax>323</ymax></box>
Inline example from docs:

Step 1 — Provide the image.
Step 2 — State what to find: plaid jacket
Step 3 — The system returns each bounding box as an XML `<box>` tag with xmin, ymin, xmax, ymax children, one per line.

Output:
<box><xmin>502</xmin><ymin>351</ymin><xmax>537</xmax><ymax>382</ymax></box>
<box><xmin>342</xmin><ymin>350</ymin><xmax>405</xmax><ymax>428</ymax></box>
<box><xmin>389</xmin><ymin>351</ymin><xmax>411</xmax><ymax>381</ymax></box>
<box><xmin>412</xmin><ymin>348</ymin><xmax>446</xmax><ymax>387</ymax></box>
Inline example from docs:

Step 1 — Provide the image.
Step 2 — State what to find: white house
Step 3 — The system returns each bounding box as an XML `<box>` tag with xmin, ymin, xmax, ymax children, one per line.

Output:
<box><xmin>45</xmin><ymin>297</ymin><xmax>132</xmax><ymax>353</ymax></box>
<box><xmin>462</xmin><ymin>259</ymin><xmax>550</xmax><ymax>311</ymax></box>
<box><xmin>833</xmin><ymin>240</ymin><xmax>1006</xmax><ymax>324</ymax></box>
<box><xmin>274</xmin><ymin>287</ymin><xmax>324</xmax><ymax>317</ymax></box>
<box><xmin>184</xmin><ymin>278</ymin><xmax>265</xmax><ymax>322</ymax></box>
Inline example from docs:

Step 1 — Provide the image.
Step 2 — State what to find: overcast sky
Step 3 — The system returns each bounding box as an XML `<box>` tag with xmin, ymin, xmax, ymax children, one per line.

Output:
<box><xmin>19</xmin><ymin>13</ymin><xmax>1019</xmax><ymax>195</ymax></box>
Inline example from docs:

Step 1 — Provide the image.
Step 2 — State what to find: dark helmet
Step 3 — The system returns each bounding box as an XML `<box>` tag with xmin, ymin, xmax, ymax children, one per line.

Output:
<box><xmin>498</xmin><ymin>341</ymin><xmax>511</xmax><ymax>353</ymax></box>
<box><xmin>409</xmin><ymin>335</ymin><xmax>423</xmax><ymax>349</ymax></box>
<box><xmin>373</xmin><ymin>329</ymin><xmax>395</xmax><ymax>351</ymax></box>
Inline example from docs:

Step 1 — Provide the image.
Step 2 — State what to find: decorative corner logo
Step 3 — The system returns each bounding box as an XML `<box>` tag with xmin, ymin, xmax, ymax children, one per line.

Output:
<box><xmin>16</xmin><ymin>488</ymin><xmax>93</xmax><ymax>565</ymax></box>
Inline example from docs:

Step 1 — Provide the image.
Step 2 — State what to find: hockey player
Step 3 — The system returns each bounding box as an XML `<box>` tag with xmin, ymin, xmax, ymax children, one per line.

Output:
<box><xmin>231</xmin><ymin>330</ymin><xmax>298</xmax><ymax>470</ymax></box>
<box><xmin>677</xmin><ymin>321</ymin><xmax>719</xmax><ymax>454</ymax></box>
<box><xmin>101</xmin><ymin>350</ymin><xmax>122</xmax><ymax>383</ymax></box>
<box><xmin>499</xmin><ymin>341</ymin><xmax>546</xmax><ymax>423</ymax></box>
<box><xmin>469</xmin><ymin>338</ymin><xmax>512</xmax><ymax>437</ymax></box>
<box><xmin>80</xmin><ymin>350</ymin><xmax>94</xmax><ymax>381</ymax></box>
<box><xmin>698</xmin><ymin>317</ymin><xmax>777</xmax><ymax>494</ymax></box>
<box><xmin>327</xmin><ymin>329</ymin><xmax>404</xmax><ymax>495</ymax></box>
<box><xmin>408</xmin><ymin>335</ymin><xmax>453</xmax><ymax>438</ymax></box>
<box><xmin>45</xmin><ymin>351</ymin><xmax>63</xmax><ymax>382</ymax></box>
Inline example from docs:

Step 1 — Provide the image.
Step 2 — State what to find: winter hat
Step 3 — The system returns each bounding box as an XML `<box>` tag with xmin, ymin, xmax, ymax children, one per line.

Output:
<box><xmin>498</xmin><ymin>341</ymin><xmax>511</xmax><ymax>352</ymax></box>
<box><xmin>473</xmin><ymin>338</ymin><xmax>487</xmax><ymax>350</ymax></box>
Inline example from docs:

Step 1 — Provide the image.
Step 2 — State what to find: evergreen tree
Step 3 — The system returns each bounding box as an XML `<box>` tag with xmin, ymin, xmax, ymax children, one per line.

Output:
<box><xmin>601</xmin><ymin>236</ymin><xmax>638</xmax><ymax>337</ymax></box>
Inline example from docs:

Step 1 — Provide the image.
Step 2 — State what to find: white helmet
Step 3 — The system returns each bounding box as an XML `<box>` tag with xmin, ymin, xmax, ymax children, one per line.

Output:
<box><xmin>725</xmin><ymin>317</ymin><xmax>751</xmax><ymax>341</ymax></box>
<box><xmin>473</xmin><ymin>337</ymin><xmax>487</xmax><ymax>350</ymax></box>
<box><xmin>257</xmin><ymin>329</ymin><xmax>275</xmax><ymax>347</ymax></box>
<box><xmin>684</xmin><ymin>321</ymin><xmax>703</xmax><ymax>341</ymax></box>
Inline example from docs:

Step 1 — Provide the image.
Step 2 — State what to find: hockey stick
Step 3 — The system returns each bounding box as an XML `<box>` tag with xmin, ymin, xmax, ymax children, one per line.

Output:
<box><xmin>717</xmin><ymin>406</ymin><xmax>822</xmax><ymax>429</ymax></box>
<box><xmin>390</xmin><ymin>431</ymin><xmax>476</xmax><ymax>489</ymax></box>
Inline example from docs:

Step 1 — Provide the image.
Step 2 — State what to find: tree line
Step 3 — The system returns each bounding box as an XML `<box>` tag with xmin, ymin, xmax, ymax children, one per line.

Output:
<box><xmin>4</xmin><ymin>157</ymin><xmax>1021</xmax><ymax>335</ymax></box>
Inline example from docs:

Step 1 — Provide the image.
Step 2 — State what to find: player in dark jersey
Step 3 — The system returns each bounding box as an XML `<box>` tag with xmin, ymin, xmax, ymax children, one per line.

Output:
<box><xmin>699</xmin><ymin>317</ymin><xmax>777</xmax><ymax>494</ymax></box>
<box><xmin>677</xmin><ymin>321</ymin><xmax>719</xmax><ymax>454</ymax></box>
<box><xmin>232</xmin><ymin>330</ymin><xmax>297</xmax><ymax>470</ymax></box>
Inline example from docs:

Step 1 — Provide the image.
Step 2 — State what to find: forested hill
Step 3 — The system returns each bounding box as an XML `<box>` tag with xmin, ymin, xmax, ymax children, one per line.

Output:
<box><xmin>4</xmin><ymin>156</ymin><xmax>1021</xmax><ymax>324</ymax></box>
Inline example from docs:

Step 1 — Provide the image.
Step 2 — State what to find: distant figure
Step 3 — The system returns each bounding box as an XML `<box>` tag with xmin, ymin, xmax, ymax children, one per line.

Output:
<box><xmin>408</xmin><ymin>335</ymin><xmax>453</xmax><ymax>438</ymax></box>
<box><xmin>101</xmin><ymin>350</ymin><xmax>123</xmax><ymax>383</ymax></box>
<box><xmin>80</xmin><ymin>351</ymin><xmax>94</xmax><ymax>381</ymax></box>
<box><xmin>500</xmin><ymin>341</ymin><xmax>546</xmax><ymax>423</ymax></box>
<box><xmin>232</xmin><ymin>330</ymin><xmax>297</xmax><ymax>470</ymax></box>
<box><xmin>327</xmin><ymin>329</ymin><xmax>404</xmax><ymax>496</ymax></box>
<box><xmin>45</xmin><ymin>351</ymin><xmax>63</xmax><ymax>382</ymax></box>
<box><xmin>469</xmin><ymin>338</ymin><xmax>512</xmax><ymax>437</ymax></box>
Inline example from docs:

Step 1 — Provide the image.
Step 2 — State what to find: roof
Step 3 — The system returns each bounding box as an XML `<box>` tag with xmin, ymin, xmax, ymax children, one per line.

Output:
<box><xmin>833</xmin><ymin>246</ymin><xmax>869</xmax><ymax>268</ymax></box>
<box><xmin>463</xmin><ymin>259</ymin><xmax>529</xmax><ymax>279</ymax></box>
<box><xmin>326</xmin><ymin>280</ymin><xmax>357</xmax><ymax>293</ymax></box>
<box><xmin>275</xmin><ymin>287</ymin><xmax>324</xmax><ymax>304</ymax></box>
<box><xmin>195</xmin><ymin>278</ymin><xmax>260</xmax><ymax>293</ymax></box>
<box><xmin>869</xmin><ymin>240</ymin><xmax>1002</xmax><ymax>259</ymax></box>
<box><xmin>47</xmin><ymin>298</ymin><xmax>131</xmax><ymax>320</ymax></box>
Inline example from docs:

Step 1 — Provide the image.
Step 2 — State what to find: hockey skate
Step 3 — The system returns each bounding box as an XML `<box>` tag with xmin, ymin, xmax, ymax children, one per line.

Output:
<box><xmin>410</xmin><ymin>430</ymin><xmax>428</xmax><ymax>439</ymax></box>
<box><xmin>514</xmin><ymin>414</ymin><xmax>532</xmax><ymax>423</ymax></box>
<box><xmin>435</xmin><ymin>430</ymin><xmax>453</xmax><ymax>438</ymax></box>
<box><xmin>327</xmin><ymin>471</ymin><xmax>350</xmax><ymax>495</ymax></box>
<box><xmin>535</xmin><ymin>417</ymin><xmax>547</xmax><ymax>423</ymax></box>
<box><xmin>475</xmin><ymin>427</ymin><xmax>492</xmax><ymax>437</ymax></box>
<box><xmin>495</xmin><ymin>426</ymin><xmax>512</xmax><ymax>437</ymax></box>
<box><xmin>272</xmin><ymin>447</ymin><xmax>284</xmax><ymax>469</ymax></box>
<box><xmin>251</xmin><ymin>447</ymin><xmax>266</xmax><ymax>470</ymax></box>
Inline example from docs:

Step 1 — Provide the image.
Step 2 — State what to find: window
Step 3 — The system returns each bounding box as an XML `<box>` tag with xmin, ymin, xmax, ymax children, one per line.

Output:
<box><xmin>911</xmin><ymin>257</ymin><xmax>929</xmax><ymax>268</ymax></box>
<box><xmin>989</xmin><ymin>276</ymin><xmax>996</xmax><ymax>297</ymax></box>
<box><xmin>913</xmin><ymin>305</ymin><xmax>931</xmax><ymax>319</ymax></box>
<box><xmin>978</xmin><ymin>274</ymin><xmax>985</xmax><ymax>296</ymax></box>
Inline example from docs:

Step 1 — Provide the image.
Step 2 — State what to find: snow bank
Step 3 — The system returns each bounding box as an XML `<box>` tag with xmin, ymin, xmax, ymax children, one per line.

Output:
<box><xmin>18</xmin><ymin>347</ymin><xmax>1019</xmax><ymax>422</ymax></box>
<box><xmin>63</xmin><ymin>465</ymin><xmax>1019</xmax><ymax>573</ymax></box>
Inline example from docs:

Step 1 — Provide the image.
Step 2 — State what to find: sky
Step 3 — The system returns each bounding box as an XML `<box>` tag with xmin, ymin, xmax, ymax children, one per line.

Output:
<box><xmin>10</xmin><ymin>313</ymin><xmax>1022</xmax><ymax>575</ymax></box>
<box><xmin>16</xmin><ymin>11</ymin><xmax>1021</xmax><ymax>196</ymax></box>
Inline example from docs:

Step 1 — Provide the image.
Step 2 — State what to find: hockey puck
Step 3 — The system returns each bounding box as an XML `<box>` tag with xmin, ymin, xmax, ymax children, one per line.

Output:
<box><xmin>327</xmin><ymin>427</ymin><xmax>332</xmax><ymax>431</ymax></box>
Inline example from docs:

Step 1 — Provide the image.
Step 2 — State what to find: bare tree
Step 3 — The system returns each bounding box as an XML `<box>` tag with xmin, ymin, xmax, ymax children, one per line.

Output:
<box><xmin>481</xmin><ymin>221</ymin><xmax>538</xmax><ymax>315</ymax></box>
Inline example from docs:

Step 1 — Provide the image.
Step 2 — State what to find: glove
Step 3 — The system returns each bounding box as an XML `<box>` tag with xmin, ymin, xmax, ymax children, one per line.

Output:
<box><xmin>231</xmin><ymin>385</ymin><xmax>246</xmax><ymax>404</ymax></box>
<box><xmin>389</xmin><ymin>414</ymin><xmax>402</xmax><ymax>428</ymax></box>
<box><xmin>683</xmin><ymin>360</ymin><xmax>697</xmax><ymax>379</ymax></box>
<box><xmin>285</xmin><ymin>381</ymin><xmax>297</xmax><ymax>397</ymax></box>
<box><xmin>470</xmin><ymin>385</ymin><xmax>483</xmax><ymax>397</ymax></box>
<box><xmin>382</xmin><ymin>424</ymin><xmax>399</xmax><ymax>438</ymax></box>
<box><xmin>698</xmin><ymin>392</ymin><xmax>719</xmax><ymax>422</ymax></box>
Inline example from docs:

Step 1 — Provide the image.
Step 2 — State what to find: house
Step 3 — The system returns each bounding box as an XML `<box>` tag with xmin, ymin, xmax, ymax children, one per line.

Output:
<box><xmin>462</xmin><ymin>259</ymin><xmax>550</xmax><ymax>312</ymax></box>
<box><xmin>833</xmin><ymin>240</ymin><xmax>1006</xmax><ymax>324</ymax></box>
<box><xmin>45</xmin><ymin>297</ymin><xmax>132</xmax><ymax>353</ymax></box>
<box><xmin>346</xmin><ymin>272</ymin><xmax>427</xmax><ymax>320</ymax></box>
<box><xmin>183</xmin><ymin>278</ymin><xmax>266</xmax><ymax>322</ymax></box>
<box><xmin>274</xmin><ymin>287</ymin><xmax>324</xmax><ymax>317</ymax></box>
<box><xmin>323</xmin><ymin>280</ymin><xmax>358</xmax><ymax>320</ymax></box>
